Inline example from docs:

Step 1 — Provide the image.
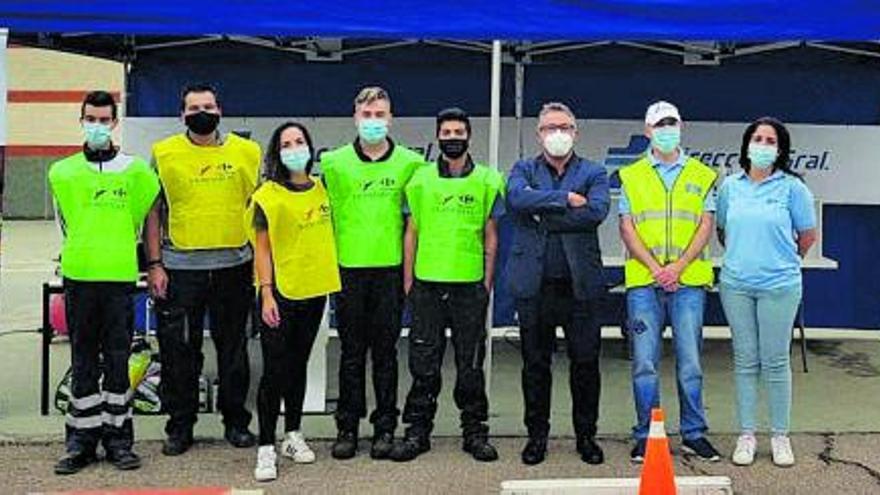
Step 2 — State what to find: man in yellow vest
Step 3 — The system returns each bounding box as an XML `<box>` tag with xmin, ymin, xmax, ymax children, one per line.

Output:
<box><xmin>321</xmin><ymin>87</ymin><xmax>423</xmax><ymax>460</ymax></box>
<box><xmin>145</xmin><ymin>83</ymin><xmax>259</xmax><ymax>456</ymax></box>
<box><xmin>50</xmin><ymin>91</ymin><xmax>160</xmax><ymax>474</ymax></box>
<box><xmin>390</xmin><ymin>108</ymin><xmax>503</xmax><ymax>463</ymax></box>
<box><xmin>618</xmin><ymin>101</ymin><xmax>721</xmax><ymax>463</ymax></box>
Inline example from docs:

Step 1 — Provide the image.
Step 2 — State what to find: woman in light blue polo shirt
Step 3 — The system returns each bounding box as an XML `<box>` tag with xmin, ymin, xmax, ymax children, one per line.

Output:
<box><xmin>716</xmin><ymin>117</ymin><xmax>817</xmax><ymax>468</ymax></box>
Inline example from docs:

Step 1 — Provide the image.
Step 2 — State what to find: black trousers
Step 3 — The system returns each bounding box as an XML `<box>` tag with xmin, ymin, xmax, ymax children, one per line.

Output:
<box><xmin>516</xmin><ymin>279</ymin><xmax>602</xmax><ymax>439</ymax></box>
<box><xmin>257</xmin><ymin>294</ymin><xmax>326</xmax><ymax>446</ymax></box>
<box><xmin>402</xmin><ymin>280</ymin><xmax>490</xmax><ymax>440</ymax></box>
<box><xmin>333</xmin><ymin>266</ymin><xmax>404</xmax><ymax>434</ymax></box>
<box><xmin>63</xmin><ymin>279</ymin><xmax>134</xmax><ymax>454</ymax></box>
<box><xmin>156</xmin><ymin>262</ymin><xmax>253</xmax><ymax>438</ymax></box>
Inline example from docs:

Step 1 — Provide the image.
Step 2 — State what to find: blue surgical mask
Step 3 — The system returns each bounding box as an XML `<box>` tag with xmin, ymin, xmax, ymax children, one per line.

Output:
<box><xmin>280</xmin><ymin>146</ymin><xmax>311</xmax><ymax>172</ymax></box>
<box><xmin>651</xmin><ymin>126</ymin><xmax>681</xmax><ymax>154</ymax></box>
<box><xmin>358</xmin><ymin>118</ymin><xmax>389</xmax><ymax>144</ymax></box>
<box><xmin>83</xmin><ymin>122</ymin><xmax>112</xmax><ymax>149</ymax></box>
<box><xmin>748</xmin><ymin>142</ymin><xmax>778</xmax><ymax>170</ymax></box>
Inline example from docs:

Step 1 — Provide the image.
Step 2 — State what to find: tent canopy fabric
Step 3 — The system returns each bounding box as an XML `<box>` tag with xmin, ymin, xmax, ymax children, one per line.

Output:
<box><xmin>3</xmin><ymin>1</ymin><xmax>880</xmax><ymax>40</ymax></box>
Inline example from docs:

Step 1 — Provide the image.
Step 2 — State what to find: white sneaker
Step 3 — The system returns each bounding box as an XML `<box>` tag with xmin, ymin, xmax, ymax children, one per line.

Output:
<box><xmin>282</xmin><ymin>431</ymin><xmax>316</xmax><ymax>464</ymax></box>
<box><xmin>254</xmin><ymin>445</ymin><xmax>278</xmax><ymax>482</ymax></box>
<box><xmin>771</xmin><ymin>435</ymin><xmax>795</xmax><ymax>467</ymax></box>
<box><xmin>732</xmin><ymin>434</ymin><xmax>757</xmax><ymax>466</ymax></box>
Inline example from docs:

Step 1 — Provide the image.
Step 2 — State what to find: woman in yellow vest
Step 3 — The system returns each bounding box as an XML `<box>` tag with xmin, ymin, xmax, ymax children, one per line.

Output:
<box><xmin>246</xmin><ymin>122</ymin><xmax>341</xmax><ymax>482</ymax></box>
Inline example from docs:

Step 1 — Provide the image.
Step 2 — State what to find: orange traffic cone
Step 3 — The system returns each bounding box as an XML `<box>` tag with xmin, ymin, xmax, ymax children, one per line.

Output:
<box><xmin>638</xmin><ymin>408</ymin><xmax>677</xmax><ymax>495</ymax></box>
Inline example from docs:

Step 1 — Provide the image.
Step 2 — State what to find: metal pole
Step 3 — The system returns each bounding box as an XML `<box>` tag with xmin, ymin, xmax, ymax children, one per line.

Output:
<box><xmin>485</xmin><ymin>40</ymin><xmax>502</xmax><ymax>402</ymax></box>
<box><xmin>515</xmin><ymin>59</ymin><xmax>524</xmax><ymax>159</ymax></box>
<box><xmin>488</xmin><ymin>40</ymin><xmax>502</xmax><ymax>169</ymax></box>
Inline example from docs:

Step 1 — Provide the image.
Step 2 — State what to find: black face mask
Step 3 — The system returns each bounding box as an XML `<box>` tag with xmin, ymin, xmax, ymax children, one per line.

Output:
<box><xmin>185</xmin><ymin>111</ymin><xmax>220</xmax><ymax>135</ymax></box>
<box><xmin>83</xmin><ymin>143</ymin><xmax>117</xmax><ymax>163</ymax></box>
<box><xmin>439</xmin><ymin>138</ymin><xmax>469</xmax><ymax>160</ymax></box>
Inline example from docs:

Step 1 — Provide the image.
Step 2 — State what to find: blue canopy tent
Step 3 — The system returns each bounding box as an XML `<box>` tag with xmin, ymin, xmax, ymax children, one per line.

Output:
<box><xmin>3</xmin><ymin>1</ymin><xmax>880</xmax><ymax>39</ymax></box>
<box><xmin>2</xmin><ymin>2</ymin><xmax>880</xmax><ymax>334</ymax></box>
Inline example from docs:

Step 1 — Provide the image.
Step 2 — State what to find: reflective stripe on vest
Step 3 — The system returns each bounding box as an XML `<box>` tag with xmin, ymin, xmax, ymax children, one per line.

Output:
<box><xmin>619</xmin><ymin>155</ymin><xmax>717</xmax><ymax>288</ymax></box>
<box><xmin>406</xmin><ymin>163</ymin><xmax>504</xmax><ymax>283</ymax></box>
<box><xmin>246</xmin><ymin>181</ymin><xmax>341</xmax><ymax>300</ymax></box>
<box><xmin>321</xmin><ymin>143</ymin><xmax>424</xmax><ymax>268</ymax></box>
<box><xmin>153</xmin><ymin>133</ymin><xmax>260</xmax><ymax>250</ymax></box>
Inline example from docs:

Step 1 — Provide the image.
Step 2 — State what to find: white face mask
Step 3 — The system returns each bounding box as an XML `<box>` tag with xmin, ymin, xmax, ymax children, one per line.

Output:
<box><xmin>543</xmin><ymin>131</ymin><xmax>574</xmax><ymax>158</ymax></box>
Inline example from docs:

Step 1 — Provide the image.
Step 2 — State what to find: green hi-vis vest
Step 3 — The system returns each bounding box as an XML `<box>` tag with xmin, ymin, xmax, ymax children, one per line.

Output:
<box><xmin>321</xmin><ymin>143</ymin><xmax>423</xmax><ymax>268</ymax></box>
<box><xmin>49</xmin><ymin>152</ymin><xmax>160</xmax><ymax>282</ymax></box>
<box><xmin>406</xmin><ymin>163</ymin><xmax>504</xmax><ymax>283</ymax></box>
<box><xmin>618</xmin><ymin>155</ymin><xmax>717</xmax><ymax>289</ymax></box>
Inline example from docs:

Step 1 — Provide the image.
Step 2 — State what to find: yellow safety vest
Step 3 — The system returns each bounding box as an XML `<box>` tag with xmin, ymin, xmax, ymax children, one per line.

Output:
<box><xmin>246</xmin><ymin>180</ymin><xmax>341</xmax><ymax>300</ymax></box>
<box><xmin>618</xmin><ymin>155</ymin><xmax>717</xmax><ymax>288</ymax></box>
<box><xmin>153</xmin><ymin>133</ymin><xmax>260</xmax><ymax>250</ymax></box>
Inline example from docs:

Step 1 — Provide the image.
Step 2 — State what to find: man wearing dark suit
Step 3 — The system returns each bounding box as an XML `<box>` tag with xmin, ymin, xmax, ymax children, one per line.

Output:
<box><xmin>505</xmin><ymin>102</ymin><xmax>610</xmax><ymax>466</ymax></box>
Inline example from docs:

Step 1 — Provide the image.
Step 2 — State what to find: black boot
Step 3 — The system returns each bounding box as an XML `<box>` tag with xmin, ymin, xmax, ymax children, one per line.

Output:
<box><xmin>370</xmin><ymin>431</ymin><xmax>395</xmax><ymax>460</ymax></box>
<box><xmin>463</xmin><ymin>435</ymin><xmax>499</xmax><ymax>462</ymax></box>
<box><xmin>106</xmin><ymin>448</ymin><xmax>142</xmax><ymax>470</ymax></box>
<box><xmin>54</xmin><ymin>450</ymin><xmax>97</xmax><ymax>475</ymax></box>
<box><xmin>162</xmin><ymin>432</ymin><xmax>193</xmax><ymax>456</ymax></box>
<box><xmin>331</xmin><ymin>430</ymin><xmax>358</xmax><ymax>460</ymax></box>
<box><xmin>389</xmin><ymin>435</ymin><xmax>431</xmax><ymax>462</ymax></box>
<box><xmin>224</xmin><ymin>426</ymin><xmax>257</xmax><ymax>448</ymax></box>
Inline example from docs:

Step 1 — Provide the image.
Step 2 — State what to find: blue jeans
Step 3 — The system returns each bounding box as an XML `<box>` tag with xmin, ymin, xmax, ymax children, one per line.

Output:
<box><xmin>720</xmin><ymin>283</ymin><xmax>801</xmax><ymax>435</ymax></box>
<box><xmin>627</xmin><ymin>286</ymin><xmax>708</xmax><ymax>441</ymax></box>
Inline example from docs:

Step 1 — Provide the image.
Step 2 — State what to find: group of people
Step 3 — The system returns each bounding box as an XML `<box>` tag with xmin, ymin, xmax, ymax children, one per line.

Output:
<box><xmin>48</xmin><ymin>84</ymin><xmax>816</xmax><ymax>480</ymax></box>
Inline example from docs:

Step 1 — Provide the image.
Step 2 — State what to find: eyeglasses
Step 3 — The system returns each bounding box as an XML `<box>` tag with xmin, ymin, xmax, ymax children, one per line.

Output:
<box><xmin>538</xmin><ymin>124</ymin><xmax>576</xmax><ymax>133</ymax></box>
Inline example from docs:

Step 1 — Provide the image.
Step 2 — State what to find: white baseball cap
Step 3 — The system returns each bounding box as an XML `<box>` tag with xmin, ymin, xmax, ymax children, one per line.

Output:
<box><xmin>645</xmin><ymin>101</ymin><xmax>682</xmax><ymax>126</ymax></box>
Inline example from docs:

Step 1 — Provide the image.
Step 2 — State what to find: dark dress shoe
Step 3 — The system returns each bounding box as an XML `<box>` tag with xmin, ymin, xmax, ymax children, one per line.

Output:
<box><xmin>577</xmin><ymin>437</ymin><xmax>605</xmax><ymax>465</ymax></box>
<box><xmin>521</xmin><ymin>437</ymin><xmax>548</xmax><ymax>465</ymax></box>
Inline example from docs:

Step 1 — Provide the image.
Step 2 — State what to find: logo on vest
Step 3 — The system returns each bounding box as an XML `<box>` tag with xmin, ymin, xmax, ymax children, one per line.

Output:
<box><xmin>433</xmin><ymin>192</ymin><xmax>480</xmax><ymax>216</ymax></box>
<box><xmin>192</xmin><ymin>163</ymin><xmax>236</xmax><ymax>184</ymax></box>
<box><xmin>303</xmin><ymin>202</ymin><xmax>333</xmax><ymax>227</ymax></box>
<box><xmin>357</xmin><ymin>176</ymin><xmax>398</xmax><ymax>197</ymax></box>
<box><xmin>91</xmin><ymin>186</ymin><xmax>128</xmax><ymax>209</ymax></box>
<box><xmin>685</xmin><ymin>183</ymin><xmax>703</xmax><ymax>196</ymax></box>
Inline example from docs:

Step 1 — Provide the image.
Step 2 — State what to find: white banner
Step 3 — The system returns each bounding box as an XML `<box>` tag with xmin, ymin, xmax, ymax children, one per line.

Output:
<box><xmin>124</xmin><ymin>117</ymin><xmax>879</xmax><ymax>205</ymax></box>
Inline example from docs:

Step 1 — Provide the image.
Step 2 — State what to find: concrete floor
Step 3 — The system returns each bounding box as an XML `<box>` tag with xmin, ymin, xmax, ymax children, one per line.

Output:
<box><xmin>2</xmin><ymin>220</ymin><xmax>880</xmax><ymax>494</ymax></box>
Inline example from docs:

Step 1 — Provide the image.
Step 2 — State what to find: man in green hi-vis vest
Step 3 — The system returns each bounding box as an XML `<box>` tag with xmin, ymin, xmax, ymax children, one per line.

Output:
<box><xmin>48</xmin><ymin>91</ymin><xmax>160</xmax><ymax>475</ymax></box>
<box><xmin>321</xmin><ymin>86</ymin><xmax>423</xmax><ymax>460</ymax></box>
<box><xmin>390</xmin><ymin>108</ymin><xmax>504</xmax><ymax>463</ymax></box>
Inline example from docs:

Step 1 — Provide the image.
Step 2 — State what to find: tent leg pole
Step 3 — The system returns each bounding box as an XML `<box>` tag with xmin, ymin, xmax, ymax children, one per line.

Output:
<box><xmin>485</xmin><ymin>40</ymin><xmax>502</xmax><ymax>404</ymax></box>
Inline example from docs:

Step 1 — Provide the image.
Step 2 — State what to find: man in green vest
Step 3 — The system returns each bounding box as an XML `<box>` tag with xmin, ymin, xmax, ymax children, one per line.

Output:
<box><xmin>49</xmin><ymin>91</ymin><xmax>160</xmax><ymax>475</ymax></box>
<box><xmin>389</xmin><ymin>108</ymin><xmax>504</xmax><ymax>463</ymax></box>
<box><xmin>618</xmin><ymin>100</ymin><xmax>721</xmax><ymax>463</ymax></box>
<box><xmin>321</xmin><ymin>86</ymin><xmax>424</xmax><ymax>459</ymax></box>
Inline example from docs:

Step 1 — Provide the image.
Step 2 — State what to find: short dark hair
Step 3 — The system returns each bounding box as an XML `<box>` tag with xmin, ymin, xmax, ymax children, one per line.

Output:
<box><xmin>264</xmin><ymin>122</ymin><xmax>316</xmax><ymax>183</ymax></box>
<box><xmin>436</xmin><ymin>107</ymin><xmax>471</xmax><ymax>137</ymax></box>
<box><xmin>180</xmin><ymin>83</ymin><xmax>220</xmax><ymax>111</ymax></box>
<box><xmin>81</xmin><ymin>90</ymin><xmax>117</xmax><ymax>120</ymax></box>
<box><xmin>739</xmin><ymin>116</ymin><xmax>802</xmax><ymax>180</ymax></box>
